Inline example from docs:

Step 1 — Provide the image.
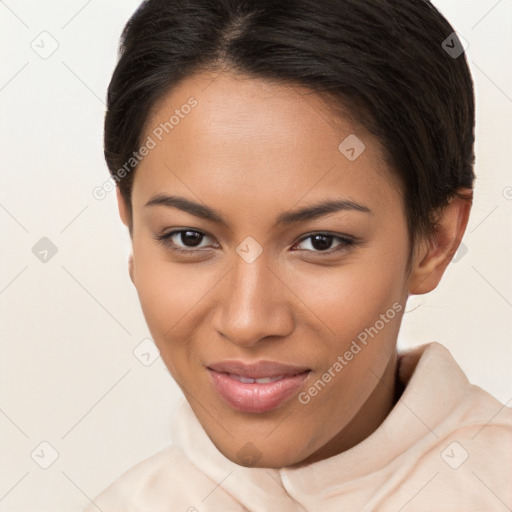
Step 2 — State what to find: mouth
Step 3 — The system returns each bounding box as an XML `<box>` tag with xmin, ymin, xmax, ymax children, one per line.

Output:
<box><xmin>207</xmin><ymin>360</ymin><xmax>311</xmax><ymax>413</ymax></box>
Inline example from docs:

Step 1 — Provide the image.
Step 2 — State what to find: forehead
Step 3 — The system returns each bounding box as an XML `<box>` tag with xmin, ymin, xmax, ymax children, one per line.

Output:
<box><xmin>144</xmin><ymin>71</ymin><xmax>368</xmax><ymax>158</ymax></box>
<box><xmin>133</xmin><ymin>71</ymin><xmax>402</xmax><ymax>221</ymax></box>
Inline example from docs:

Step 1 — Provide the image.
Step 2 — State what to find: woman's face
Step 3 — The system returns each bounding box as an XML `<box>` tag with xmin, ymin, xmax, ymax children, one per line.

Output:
<box><xmin>126</xmin><ymin>71</ymin><xmax>413</xmax><ymax>468</ymax></box>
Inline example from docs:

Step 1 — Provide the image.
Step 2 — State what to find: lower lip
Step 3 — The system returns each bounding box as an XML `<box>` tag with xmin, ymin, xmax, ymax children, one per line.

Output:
<box><xmin>207</xmin><ymin>369</ymin><xmax>310</xmax><ymax>413</ymax></box>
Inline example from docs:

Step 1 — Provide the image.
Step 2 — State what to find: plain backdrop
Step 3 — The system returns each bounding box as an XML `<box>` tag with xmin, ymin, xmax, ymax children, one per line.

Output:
<box><xmin>0</xmin><ymin>0</ymin><xmax>511</xmax><ymax>510</ymax></box>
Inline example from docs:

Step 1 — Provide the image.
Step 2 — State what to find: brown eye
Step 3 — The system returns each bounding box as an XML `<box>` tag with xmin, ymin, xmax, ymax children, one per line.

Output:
<box><xmin>310</xmin><ymin>234</ymin><xmax>334</xmax><ymax>251</ymax></box>
<box><xmin>294</xmin><ymin>233</ymin><xmax>355</xmax><ymax>253</ymax></box>
<box><xmin>178</xmin><ymin>230</ymin><xmax>204</xmax><ymax>247</ymax></box>
<box><xmin>155</xmin><ymin>229</ymin><xmax>216</xmax><ymax>252</ymax></box>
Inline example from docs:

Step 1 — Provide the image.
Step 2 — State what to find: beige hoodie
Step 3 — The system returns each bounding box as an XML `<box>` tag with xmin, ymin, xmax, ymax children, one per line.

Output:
<box><xmin>85</xmin><ymin>342</ymin><xmax>512</xmax><ymax>511</ymax></box>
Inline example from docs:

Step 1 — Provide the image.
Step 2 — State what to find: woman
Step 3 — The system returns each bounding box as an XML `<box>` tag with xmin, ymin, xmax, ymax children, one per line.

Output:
<box><xmin>86</xmin><ymin>0</ymin><xmax>512</xmax><ymax>510</ymax></box>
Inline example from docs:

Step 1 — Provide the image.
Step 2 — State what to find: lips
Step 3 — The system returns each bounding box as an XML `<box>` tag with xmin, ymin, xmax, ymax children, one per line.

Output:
<box><xmin>207</xmin><ymin>360</ymin><xmax>310</xmax><ymax>413</ymax></box>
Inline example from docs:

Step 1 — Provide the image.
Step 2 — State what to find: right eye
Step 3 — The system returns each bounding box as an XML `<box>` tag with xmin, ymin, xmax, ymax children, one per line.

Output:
<box><xmin>155</xmin><ymin>229</ymin><xmax>219</xmax><ymax>253</ymax></box>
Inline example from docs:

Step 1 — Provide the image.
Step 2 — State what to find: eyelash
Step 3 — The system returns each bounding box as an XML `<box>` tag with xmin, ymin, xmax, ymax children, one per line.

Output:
<box><xmin>154</xmin><ymin>229</ymin><xmax>356</xmax><ymax>256</ymax></box>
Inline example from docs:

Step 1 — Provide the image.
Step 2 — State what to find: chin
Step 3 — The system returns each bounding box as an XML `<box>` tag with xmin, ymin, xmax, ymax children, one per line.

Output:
<box><xmin>217</xmin><ymin>439</ymin><xmax>306</xmax><ymax>469</ymax></box>
<box><xmin>232</xmin><ymin>452</ymin><xmax>296</xmax><ymax>469</ymax></box>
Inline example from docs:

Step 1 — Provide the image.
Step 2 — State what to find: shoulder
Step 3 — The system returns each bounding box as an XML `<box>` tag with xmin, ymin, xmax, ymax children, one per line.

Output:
<box><xmin>83</xmin><ymin>444</ymin><xmax>237</xmax><ymax>512</ymax></box>
<box><xmin>84</xmin><ymin>445</ymin><xmax>177</xmax><ymax>512</ymax></box>
<box><xmin>380</xmin><ymin>342</ymin><xmax>512</xmax><ymax>512</ymax></box>
<box><xmin>438</xmin><ymin>385</ymin><xmax>512</xmax><ymax>502</ymax></box>
<box><xmin>388</xmin><ymin>385</ymin><xmax>512</xmax><ymax>511</ymax></box>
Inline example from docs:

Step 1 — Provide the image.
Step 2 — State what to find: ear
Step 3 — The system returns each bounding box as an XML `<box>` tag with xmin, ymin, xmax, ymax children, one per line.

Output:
<box><xmin>128</xmin><ymin>253</ymin><xmax>135</xmax><ymax>285</ymax></box>
<box><xmin>116</xmin><ymin>187</ymin><xmax>135</xmax><ymax>285</ymax></box>
<box><xmin>408</xmin><ymin>188</ymin><xmax>472</xmax><ymax>295</ymax></box>
<box><xmin>116</xmin><ymin>186</ymin><xmax>131</xmax><ymax>228</ymax></box>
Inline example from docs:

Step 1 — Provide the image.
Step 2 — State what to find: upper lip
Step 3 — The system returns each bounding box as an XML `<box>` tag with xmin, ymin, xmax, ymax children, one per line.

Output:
<box><xmin>207</xmin><ymin>360</ymin><xmax>310</xmax><ymax>379</ymax></box>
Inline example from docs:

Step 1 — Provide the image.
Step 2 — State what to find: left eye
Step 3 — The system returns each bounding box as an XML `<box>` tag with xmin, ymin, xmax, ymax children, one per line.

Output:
<box><xmin>294</xmin><ymin>233</ymin><xmax>354</xmax><ymax>253</ymax></box>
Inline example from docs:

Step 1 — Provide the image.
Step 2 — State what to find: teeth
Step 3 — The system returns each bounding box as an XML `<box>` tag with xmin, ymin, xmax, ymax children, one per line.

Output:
<box><xmin>229</xmin><ymin>374</ymin><xmax>284</xmax><ymax>384</ymax></box>
<box><xmin>254</xmin><ymin>376</ymin><xmax>284</xmax><ymax>384</ymax></box>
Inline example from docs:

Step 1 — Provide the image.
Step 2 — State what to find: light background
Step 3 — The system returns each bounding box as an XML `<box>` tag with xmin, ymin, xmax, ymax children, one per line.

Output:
<box><xmin>0</xmin><ymin>0</ymin><xmax>511</xmax><ymax>510</ymax></box>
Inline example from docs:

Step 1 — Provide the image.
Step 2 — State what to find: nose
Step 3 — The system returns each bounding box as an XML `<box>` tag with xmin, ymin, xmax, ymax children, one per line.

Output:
<box><xmin>212</xmin><ymin>252</ymin><xmax>294</xmax><ymax>347</ymax></box>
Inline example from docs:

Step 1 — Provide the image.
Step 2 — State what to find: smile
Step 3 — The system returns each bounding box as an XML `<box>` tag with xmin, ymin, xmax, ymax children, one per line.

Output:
<box><xmin>207</xmin><ymin>360</ymin><xmax>310</xmax><ymax>413</ymax></box>
<box><xmin>228</xmin><ymin>374</ymin><xmax>285</xmax><ymax>384</ymax></box>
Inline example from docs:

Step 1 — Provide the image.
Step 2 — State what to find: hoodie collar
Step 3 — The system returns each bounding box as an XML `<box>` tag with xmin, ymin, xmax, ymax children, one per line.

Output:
<box><xmin>171</xmin><ymin>342</ymin><xmax>469</xmax><ymax>509</ymax></box>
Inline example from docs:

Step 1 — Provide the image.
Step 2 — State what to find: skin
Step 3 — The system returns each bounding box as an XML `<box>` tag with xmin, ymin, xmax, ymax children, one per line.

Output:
<box><xmin>116</xmin><ymin>71</ymin><xmax>471</xmax><ymax>468</ymax></box>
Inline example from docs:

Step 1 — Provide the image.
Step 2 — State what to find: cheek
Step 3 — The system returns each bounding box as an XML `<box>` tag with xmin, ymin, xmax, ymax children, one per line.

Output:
<box><xmin>294</xmin><ymin>251</ymin><xmax>407</xmax><ymax>434</ymax></box>
<box><xmin>131</xmin><ymin>242</ymin><xmax>215</xmax><ymax>342</ymax></box>
<box><xmin>288</xmin><ymin>250</ymin><xmax>407</xmax><ymax>346</ymax></box>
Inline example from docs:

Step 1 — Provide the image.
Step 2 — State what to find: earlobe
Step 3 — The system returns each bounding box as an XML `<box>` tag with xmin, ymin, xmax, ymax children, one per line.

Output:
<box><xmin>408</xmin><ymin>189</ymin><xmax>472</xmax><ymax>295</ymax></box>
<box><xmin>128</xmin><ymin>253</ymin><xmax>135</xmax><ymax>285</ymax></box>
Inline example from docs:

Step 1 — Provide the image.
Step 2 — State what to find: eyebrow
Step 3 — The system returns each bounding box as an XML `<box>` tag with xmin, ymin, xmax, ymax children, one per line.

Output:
<box><xmin>145</xmin><ymin>194</ymin><xmax>372</xmax><ymax>227</ymax></box>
